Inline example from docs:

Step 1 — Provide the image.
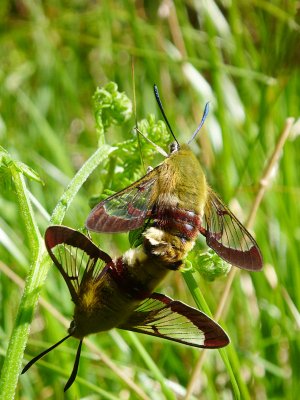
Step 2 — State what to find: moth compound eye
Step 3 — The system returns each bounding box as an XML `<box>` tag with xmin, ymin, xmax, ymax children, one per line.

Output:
<box><xmin>170</xmin><ymin>142</ymin><xmax>179</xmax><ymax>154</ymax></box>
<box><xmin>68</xmin><ymin>320</ymin><xmax>76</xmax><ymax>334</ymax></box>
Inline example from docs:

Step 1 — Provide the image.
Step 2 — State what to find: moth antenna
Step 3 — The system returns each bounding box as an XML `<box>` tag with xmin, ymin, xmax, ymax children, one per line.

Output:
<box><xmin>21</xmin><ymin>334</ymin><xmax>72</xmax><ymax>374</ymax></box>
<box><xmin>135</xmin><ymin>127</ymin><xmax>168</xmax><ymax>157</ymax></box>
<box><xmin>188</xmin><ymin>102</ymin><xmax>210</xmax><ymax>144</ymax></box>
<box><xmin>131</xmin><ymin>57</ymin><xmax>145</xmax><ymax>172</ymax></box>
<box><xmin>64</xmin><ymin>339</ymin><xmax>83</xmax><ymax>392</ymax></box>
<box><xmin>153</xmin><ymin>84</ymin><xmax>179</xmax><ymax>147</ymax></box>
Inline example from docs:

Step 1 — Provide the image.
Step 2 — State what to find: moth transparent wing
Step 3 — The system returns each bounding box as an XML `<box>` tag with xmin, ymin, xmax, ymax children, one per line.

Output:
<box><xmin>45</xmin><ymin>226</ymin><xmax>112</xmax><ymax>303</ymax></box>
<box><xmin>201</xmin><ymin>190</ymin><xmax>263</xmax><ymax>271</ymax></box>
<box><xmin>86</xmin><ymin>169</ymin><xmax>159</xmax><ymax>233</ymax></box>
<box><xmin>119</xmin><ymin>292</ymin><xmax>229</xmax><ymax>348</ymax></box>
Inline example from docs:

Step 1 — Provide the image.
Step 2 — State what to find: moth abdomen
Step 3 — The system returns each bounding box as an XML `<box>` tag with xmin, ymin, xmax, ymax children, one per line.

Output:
<box><xmin>143</xmin><ymin>227</ymin><xmax>195</xmax><ymax>266</ymax></box>
<box><xmin>153</xmin><ymin>207</ymin><xmax>201</xmax><ymax>240</ymax></box>
<box><xmin>107</xmin><ymin>257</ymin><xmax>153</xmax><ymax>300</ymax></box>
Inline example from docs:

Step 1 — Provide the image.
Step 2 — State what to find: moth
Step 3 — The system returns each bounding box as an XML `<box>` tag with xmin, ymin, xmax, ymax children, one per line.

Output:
<box><xmin>22</xmin><ymin>225</ymin><xmax>229</xmax><ymax>391</ymax></box>
<box><xmin>86</xmin><ymin>85</ymin><xmax>263</xmax><ymax>271</ymax></box>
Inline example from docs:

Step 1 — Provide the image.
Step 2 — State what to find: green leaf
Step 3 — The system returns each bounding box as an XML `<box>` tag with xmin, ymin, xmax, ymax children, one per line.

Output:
<box><xmin>15</xmin><ymin>161</ymin><xmax>44</xmax><ymax>185</ymax></box>
<box><xmin>93</xmin><ymin>82</ymin><xmax>133</xmax><ymax>144</ymax></box>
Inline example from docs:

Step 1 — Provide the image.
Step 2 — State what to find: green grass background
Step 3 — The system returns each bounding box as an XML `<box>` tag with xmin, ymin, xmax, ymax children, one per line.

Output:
<box><xmin>1</xmin><ymin>1</ymin><xmax>300</xmax><ymax>399</ymax></box>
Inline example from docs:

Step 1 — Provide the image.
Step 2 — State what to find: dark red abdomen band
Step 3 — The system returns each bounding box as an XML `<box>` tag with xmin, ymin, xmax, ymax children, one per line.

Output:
<box><xmin>107</xmin><ymin>258</ymin><xmax>152</xmax><ymax>300</ymax></box>
<box><xmin>153</xmin><ymin>207</ymin><xmax>201</xmax><ymax>240</ymax></box>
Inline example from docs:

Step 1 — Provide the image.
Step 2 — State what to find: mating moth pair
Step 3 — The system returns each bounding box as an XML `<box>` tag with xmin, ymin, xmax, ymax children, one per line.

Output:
<box><xmin>22</xmin><ymin>85</ymin><xmax>262</xmax><ymax>391</ymax></box>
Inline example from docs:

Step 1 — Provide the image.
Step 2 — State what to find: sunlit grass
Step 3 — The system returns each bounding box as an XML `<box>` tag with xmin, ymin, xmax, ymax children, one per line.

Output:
<box><xmin>1</xmin><ymin>1</ymin><xmax>299</xmax><ymax>399</ymax></box>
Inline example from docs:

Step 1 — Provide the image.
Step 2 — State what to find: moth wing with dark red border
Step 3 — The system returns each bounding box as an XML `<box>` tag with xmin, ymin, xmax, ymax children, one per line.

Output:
<box><xmin>201</xmin><ymin>189</ymin><xmax>263</xmax><ymax>271</ymax></box>
<box><xmin>119</xmin><ymin>292</ymin><xmax>229</xmax><ymax>348</ymax></box>
<box><xmin>86</xmin><ymin>168</ymin><xmax>160</xmax><ymax>233</ymax></box>
<box><xmin>45</xmin><ymin>226</ymin><xmax>112</xmax><ymax>303</ymax></box>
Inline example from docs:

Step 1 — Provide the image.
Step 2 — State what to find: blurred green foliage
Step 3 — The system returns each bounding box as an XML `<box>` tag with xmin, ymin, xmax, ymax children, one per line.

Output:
<box><xmin>0</xmin><ymin>1</ymin><xmax>300</xmax><ymax>399</ymax></box>
<box><xmin>93</xmin><ymin>81</ymin><xmax>133</xmax><ymax>141</ymax></box>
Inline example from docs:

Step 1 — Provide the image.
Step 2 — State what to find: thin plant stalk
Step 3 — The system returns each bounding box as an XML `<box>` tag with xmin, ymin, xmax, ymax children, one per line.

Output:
<box><xmin>127</xmin><ymin>332</ymin><xmax>177</xmax><ymax>400</ymax></box>
<box><xmin>0</xmin><ymin>145</ymin><xmax>114</xmax><ymax>400</ymax></box>
<box><xmin>181</xmin><ymin>269</ymin><xmax>241</xmax><ymax>400</ymax></box>
<box><xmin>184</xmin><ymin>117</ymin><xmax>295</xmax><ymax>399</ymax></box>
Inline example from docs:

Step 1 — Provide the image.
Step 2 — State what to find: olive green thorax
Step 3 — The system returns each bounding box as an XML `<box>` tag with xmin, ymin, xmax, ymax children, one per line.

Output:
<box><xmin>70</xmin><ymin>270</ymin><xmax>141</xmax><ymax>339</ymax></box>
<box><xmin>155</xmin><ymin>143</ymin><xmax>207</xmax><ymax>215</ymax></box>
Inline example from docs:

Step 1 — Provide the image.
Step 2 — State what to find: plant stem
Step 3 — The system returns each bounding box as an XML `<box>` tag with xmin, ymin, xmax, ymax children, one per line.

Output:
<box><xmin>0</xmin><ymin>145</ymin><xmax>115</xmax><ymax>400</ymax></box>
<box><xmin>127</xmin><ymin>332</ymin><xmax>177</xmax><ymax>400</ymax></box>
<box><xmin>182</xmin><ymin>269</ymin><xmax>241</xmax><ymax>400</ymax></box>
<box><xmin>0</xmin><ymin>167</ymin><xmax>44</xmax><ymax>400</ymax></box>
<box><xmin>50</xmin><ymin>145</ymin><xmax>115</xmax><ymax>225</ymax></box>
<box><xmin>183</xmin><ymin>117</ymin><xmax>295</xmax><ymax>399</ymax></box>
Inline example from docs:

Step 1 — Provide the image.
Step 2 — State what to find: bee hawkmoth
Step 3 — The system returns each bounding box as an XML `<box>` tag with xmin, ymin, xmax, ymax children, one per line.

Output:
<box><xmin>86</xmin><ymin>85</ymin><xmax>263</xmax><ymax>271</ymax></box>
<box><xmin>22</xmin><ymin>226</ymin><xmax>229</xmax><ymax>391</ymax></box>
